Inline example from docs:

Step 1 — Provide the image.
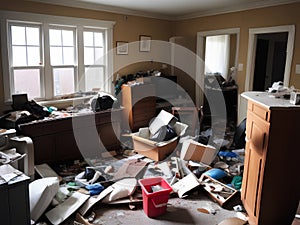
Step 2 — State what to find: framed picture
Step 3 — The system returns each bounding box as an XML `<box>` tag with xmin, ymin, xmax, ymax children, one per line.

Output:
<box><xmin>139</xmin><ymin>35</ymin><xmax>151</xmax><ymax>52</ymax></box>
<box><xmin>116</xmin><ymin>41</ymin><xmax>128</xmax><ymax>55</ymax></box>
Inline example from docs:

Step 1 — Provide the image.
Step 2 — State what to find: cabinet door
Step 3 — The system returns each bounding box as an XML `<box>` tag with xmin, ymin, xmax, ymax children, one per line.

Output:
<box><xmin>242</xmin><ymin>111</ymin><xmax>269</xmax><ymax>224</ymax></box>
<box><xmin>33</xmin><ymin>135</ymin><xmax>56</xmax><ymax>164</ymax></box>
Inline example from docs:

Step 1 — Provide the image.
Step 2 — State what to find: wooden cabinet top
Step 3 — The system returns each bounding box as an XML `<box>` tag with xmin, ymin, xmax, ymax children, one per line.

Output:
<box><xmin>19</xmin><ymin>108</ymin><xmax>123</xmax><ymax>137</ymax></box>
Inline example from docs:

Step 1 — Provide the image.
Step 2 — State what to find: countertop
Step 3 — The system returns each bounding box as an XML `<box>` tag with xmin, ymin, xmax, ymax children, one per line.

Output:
<box><xmin>241</xmin><ymin>91</ymin><xmax>300</xmax><ymax>109</ymax></box>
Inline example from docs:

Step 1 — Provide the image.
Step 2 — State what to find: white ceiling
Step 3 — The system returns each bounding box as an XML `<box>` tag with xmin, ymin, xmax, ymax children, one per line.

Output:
<box><xmin>31</xmin><ymin>0</ymin><xmax>300</xmax><ymax>20</ymax></box>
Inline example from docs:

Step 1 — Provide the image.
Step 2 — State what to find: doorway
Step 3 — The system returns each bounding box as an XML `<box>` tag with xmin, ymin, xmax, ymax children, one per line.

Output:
<box><xmin>253</xmin><ymin>32</ymin><xmax>288</xmax><ymax>91</ymax></box>
<box><xmin>244</xmin><ymin>25</ymin><xmax>295</xmax><ymax>91</ymax></box>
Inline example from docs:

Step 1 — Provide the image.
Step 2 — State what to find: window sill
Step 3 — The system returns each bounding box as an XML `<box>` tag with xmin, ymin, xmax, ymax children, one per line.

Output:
<box><xmin>38</xmin><ymin>95</ymin><xmax>94</xmax><ymax>109</ymax></box>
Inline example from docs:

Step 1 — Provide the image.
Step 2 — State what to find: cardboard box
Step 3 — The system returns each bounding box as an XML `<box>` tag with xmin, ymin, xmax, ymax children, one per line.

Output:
<box><xmin>132</xmin><ymin>121</ymin><xmax>187</xmax><ymax>161</ymax></box>
<box><xmin>180</xmin><ymin>140</ymin><xmax>217</xmax><ymax>165</ymax></box>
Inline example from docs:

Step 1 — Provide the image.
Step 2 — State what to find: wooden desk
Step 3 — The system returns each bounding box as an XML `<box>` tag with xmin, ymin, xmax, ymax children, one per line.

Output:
<box><xmin>19</xmin><ymin>108</ymin><xmax>123</xmax><ymax>164</ymax></box>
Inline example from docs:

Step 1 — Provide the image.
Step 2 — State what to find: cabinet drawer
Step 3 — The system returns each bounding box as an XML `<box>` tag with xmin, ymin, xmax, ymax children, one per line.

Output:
<box><xmin>248</xmin><ymin>101</ymin><xmax>270</xmax><ymax>122</ymax></box>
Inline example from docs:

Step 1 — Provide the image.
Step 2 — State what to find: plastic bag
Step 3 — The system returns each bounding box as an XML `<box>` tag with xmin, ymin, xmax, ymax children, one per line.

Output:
<box><xmin>91</xmin><ymin>95</ymin><xmax>114</xmax><ymax>112</ymax></box>
<box><xmin>150</xmin><ymin>124</ymin><xmax>177</xmax><ymax>142</ymax></box>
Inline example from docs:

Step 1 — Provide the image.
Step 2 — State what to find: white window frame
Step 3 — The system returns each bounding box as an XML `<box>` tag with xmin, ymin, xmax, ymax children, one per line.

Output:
<box><xmin>8</xmin><ymin>21</ymin><xmax>44</xmax><ymax>98</ymax></box>
<box><xmin>0</xmin><ymin>10</ymin><xmax>115</xmax><ymax>102</ymax></box>
<box><xmin>83</xmin><ymin>27</ymin><xmax>107</xmax><ymax>92</ymax></box>
<box><xmin>49</xmin><ymin>25</ymin><xmax>77</xmax><ymax>96</ymax></box>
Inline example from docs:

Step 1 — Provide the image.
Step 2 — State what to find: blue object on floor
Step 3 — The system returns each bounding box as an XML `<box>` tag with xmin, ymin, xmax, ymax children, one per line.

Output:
<box><xmin>85</xmin><ymin>183</ymin><xmax>104</xmax><ymax>196</ymax></box>
<box><xmin>218</xmin><ymin>151</ymin><xmax>238</xmax><ymax>158</ymax></box>
<box><xmin>204</xmin><ymin>168</ymin><xmax>227</xmax><ymax>180</ymax></box>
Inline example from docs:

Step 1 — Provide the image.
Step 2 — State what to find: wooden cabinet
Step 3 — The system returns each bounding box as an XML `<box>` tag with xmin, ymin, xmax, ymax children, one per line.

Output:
<box><xmin>241</xmin><ymin>92</ymin><xmax>300</xmax><ymax>225</ymax></box>
<box><xmin>19</xmin><ymin>109</ymin><xmax>123</xmax><ymax>164</ymax></box>
<box><xmin>121</xmin><ymin>84</ymin><xmax>156</xmax><ymax>132</ymax></box>
<box><xmin>0</xmin><ymin>169</ymin><xmax>30</xmax><ymax>225</ymax></box>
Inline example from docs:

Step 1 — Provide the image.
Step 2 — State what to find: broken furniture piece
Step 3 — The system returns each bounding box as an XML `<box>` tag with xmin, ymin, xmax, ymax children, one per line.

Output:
<box><xmin>199</xmin><ymin>174</ymin><xmax>239</xmax><ymax>208</ymax></box>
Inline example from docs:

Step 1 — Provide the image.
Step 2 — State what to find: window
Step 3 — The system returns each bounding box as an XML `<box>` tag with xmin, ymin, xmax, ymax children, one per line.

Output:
<box><xmin>204</xmin><ymin>34</ymin><xmax>230</xmax><ymax>79</ymax></box>
<box><xmin>1</xmin><ymin>10</ymin><xmax>114</xmax><ymax>102</ymax></box>
<box><xmin>49</xmin><ymin>27</ymin><xmax>76</xmax><ymax>96</ymax></box>
<box><xmin>84</xmin><ymin>29</ymin><xmax>105</xmax><ymax>91</ymax></box>
<box><xmin>9</xmin><ymin>23</ymin><xmax>43</xmax><ymax>99</ymax></box>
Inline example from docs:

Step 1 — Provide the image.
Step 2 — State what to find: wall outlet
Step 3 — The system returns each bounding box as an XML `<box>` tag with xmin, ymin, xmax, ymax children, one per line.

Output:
<box><xmin>296</xmin><ymin>64</ymin><xmax>300</xmax><ymax>74</ymax></box>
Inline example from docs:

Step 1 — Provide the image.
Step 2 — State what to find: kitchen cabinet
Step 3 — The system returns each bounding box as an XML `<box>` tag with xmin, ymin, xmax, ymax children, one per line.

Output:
<box><xmin>241</xmin><ymin>92</ymin><xmax>300</xmax><ymax>225</ymax></box>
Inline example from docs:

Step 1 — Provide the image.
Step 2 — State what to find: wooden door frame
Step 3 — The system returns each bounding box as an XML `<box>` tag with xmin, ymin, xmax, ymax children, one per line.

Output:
<box><xmin>196</xmin><ymin>28</ymin><xmax>240</xmax><ymax>107</ymax></box>
<box><xmin>244</xmin><ymin>25</ymin><xmax>295</xmax><ymax>91</ymax></box>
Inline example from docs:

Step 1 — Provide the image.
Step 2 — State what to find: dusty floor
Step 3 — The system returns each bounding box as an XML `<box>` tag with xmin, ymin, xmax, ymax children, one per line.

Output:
<box><xmin>57</xmin><ymin>192</ymin><xmax>242</xmax><ymax>225</ymax></box>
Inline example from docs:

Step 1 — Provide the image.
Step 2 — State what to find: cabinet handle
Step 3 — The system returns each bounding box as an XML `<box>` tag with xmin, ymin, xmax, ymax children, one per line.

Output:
<box><xmin>262</xmin><ymin>133</ymin><xmax>266</xmax><ymax>149</ymax></box>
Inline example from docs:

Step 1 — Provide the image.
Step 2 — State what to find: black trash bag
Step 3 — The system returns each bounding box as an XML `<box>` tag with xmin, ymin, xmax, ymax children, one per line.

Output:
<box><xmin>231</xmin><ymin>118</ymin><xmax>247</xmax><ymax>149</ymax></box>
<box><xmin>150</xmin><ymin>124</ymin><xmax>177</xmax><ymax>142</ymax></box>
<box><xmin>24</xmin><ymin>100</ymin><xmax>50</xmax><ymax>119</ymax></box>
<box><xmin>91</xmin><ymin>95</ymin><xmax>114</xmax><ymax>112</ymax></box>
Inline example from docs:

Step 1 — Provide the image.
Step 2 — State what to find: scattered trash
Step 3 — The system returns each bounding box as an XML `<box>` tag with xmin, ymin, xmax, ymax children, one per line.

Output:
<box><xmin>116</xmin><ymin>212</ymin><xmax>125</xmax><ymax>217</ymax></box>
<box><xmin>236</xmin><ymin>211</ymin><xmax>248</xmax><ymax>221</ymax></box>
<box><xmin>233</xmin><ymin>205</ymin><xmax>243</xmax><ymax>212</ymax></box>
<box><xmin>22</xmin><ymin>112</ymin><xmax>247</xmax><ymax>224</ymax></box>
<box><xmin>218</xmin><ymin>217</ymin><xmax>248</xmax><ymax>225</ymax></box>
<box><xmin>197</xmin><ymin>207</ymin><xmax>210</xmax><ymax>214</ymax></box>
<box><xmin>85</xmin><ymin>183</ymin><xmax>104</xmax><ymax>196</ymax></box>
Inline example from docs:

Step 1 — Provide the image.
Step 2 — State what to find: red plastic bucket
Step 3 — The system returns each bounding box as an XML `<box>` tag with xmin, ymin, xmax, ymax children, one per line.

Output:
<box><xmin>138</xmin><ymin>177</ymin><xmax>173</xmax><ymax>218</ymax></box>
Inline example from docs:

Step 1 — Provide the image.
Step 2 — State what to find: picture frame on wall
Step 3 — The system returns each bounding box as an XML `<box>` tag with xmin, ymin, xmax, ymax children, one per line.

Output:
<box><xmin>116</xmin><ymin>41</ymin><xmax>128</xmax><ymax>55</ymax></box>
<box><xmin>139</xmin><ymin>35</ymin><xmax>151</xmax><ymax>52</ymax></box>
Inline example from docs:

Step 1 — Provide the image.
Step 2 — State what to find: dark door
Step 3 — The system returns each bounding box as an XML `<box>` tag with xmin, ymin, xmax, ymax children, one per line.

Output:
<box><xmin>252</xmin><ymin>32</ymin><xmax>288</xmax><ymax>91</ymax></box>
<box><xmin>253</xmin><ymin>39</ymin><xmax>269</xmax><ymax>91</ymax></box>
<box><xmin>271</xmin><ymin>41</ymin><xmax>287</xmax><ymax>84</ymax></box>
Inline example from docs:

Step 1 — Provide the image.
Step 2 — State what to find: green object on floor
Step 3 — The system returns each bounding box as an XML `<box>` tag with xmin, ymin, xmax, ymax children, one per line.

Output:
<box><xmin>231</xmin><ymin>175</ymin><xmax>242</xmax><ymax>190</ymax></box>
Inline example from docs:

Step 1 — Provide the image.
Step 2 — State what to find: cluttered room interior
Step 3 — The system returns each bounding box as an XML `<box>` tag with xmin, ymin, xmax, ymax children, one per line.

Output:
<box><xmin>0</xmin><ymin>1</ymin><xmax>300</xmax><ymax>225</ymax></box>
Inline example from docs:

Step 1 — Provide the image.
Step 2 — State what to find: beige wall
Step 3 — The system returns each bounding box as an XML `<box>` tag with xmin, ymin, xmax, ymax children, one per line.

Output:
<box><xmin>1</xmin><ymin>1</ymin><xmax>300</xmax><ymax>112</ymax></box>
<box><xmin>0</xmin><ymin>0</ymin><xmax>173</xmax><ymax>111</ymax></box>
<box><xmin>173</xmin><ymin>2</ymin><xmax>300</xmax><ymax>93</ymax></box>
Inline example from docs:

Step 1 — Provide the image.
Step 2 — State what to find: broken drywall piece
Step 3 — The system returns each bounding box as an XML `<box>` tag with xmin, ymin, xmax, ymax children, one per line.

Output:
<box><xmin>102</xmin><ymin>178</ymin><xmax>137</xmax><ymax>203</ymax></box>
<box><xmin>35</xmin><ymin>163</ymin><xmax>61</xmax><ymax>180</ymax></box>
<box><xmin>78</xmin><ymin>185</ymin><xmax>114</xmax><ymax>216</ymax></box>
<box><xmin>171</xmin><ymin>173</ymin><xmax>201</xmax><ymax>198</ymax></box>
<box><xmin>29</xmin><ymin>177</ymin><xmax>60</xmax><ymax>222</ymax></box>
<box><xmin>45</xmin><ymin>191</ymin><xmax>89</xmax><ymax>225</ymax></box>
<box><xmin>113</xmin><ymin>159</ymin><xmax>148</xmax><ymax>181</ymax></box>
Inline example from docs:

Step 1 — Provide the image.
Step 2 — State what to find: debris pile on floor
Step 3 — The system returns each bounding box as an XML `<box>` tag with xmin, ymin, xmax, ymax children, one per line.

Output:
<box><xmin>28</xmin><ymin>110</ymin><xmax>248</xmax><ymax>225</ymax></box>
